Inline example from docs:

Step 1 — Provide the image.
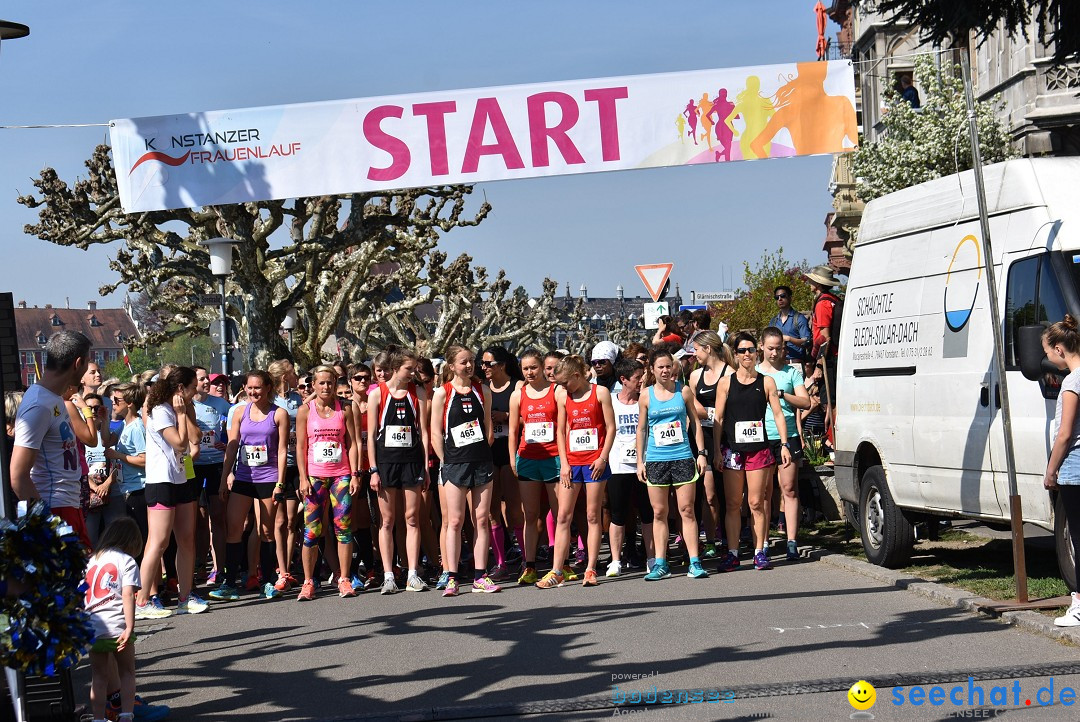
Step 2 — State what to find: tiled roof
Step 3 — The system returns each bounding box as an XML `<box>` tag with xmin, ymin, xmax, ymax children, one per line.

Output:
<box><xmin>15</xmin><ymin>307</ymin><xmax>140</xmax><ymax>351</ymax></box>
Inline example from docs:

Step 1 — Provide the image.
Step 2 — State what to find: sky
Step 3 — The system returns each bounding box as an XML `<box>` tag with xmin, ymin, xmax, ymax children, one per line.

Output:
<box><xmin>0</xmin><ymin>0</ymin><xmax>838</xmax><ymax>313</ymax></box>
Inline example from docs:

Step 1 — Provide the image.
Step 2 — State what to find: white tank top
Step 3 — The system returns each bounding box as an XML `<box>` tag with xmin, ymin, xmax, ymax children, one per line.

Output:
<box><xmin>610</xmin><ymin>394</ymin><xmax>640</xmax><ymax>474</ymax></box>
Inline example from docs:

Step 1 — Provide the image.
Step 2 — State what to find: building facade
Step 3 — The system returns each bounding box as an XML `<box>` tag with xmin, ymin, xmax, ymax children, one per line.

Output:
<box><xmin>15</xmin><ymin>301</ymin><xmax>139</xmax><ymax>387</ymax></box>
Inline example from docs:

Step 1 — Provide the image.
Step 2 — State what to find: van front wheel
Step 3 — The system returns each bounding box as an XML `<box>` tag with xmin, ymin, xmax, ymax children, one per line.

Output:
<box><xmin>1054</xmin><ymin>492</ymin><xmax>1078</xmax><ymax>593</ymax></box>
<box><xmin>859</xmin><ymin>465</ymin><xmax>914</xmax><ymax>568</ymax></box>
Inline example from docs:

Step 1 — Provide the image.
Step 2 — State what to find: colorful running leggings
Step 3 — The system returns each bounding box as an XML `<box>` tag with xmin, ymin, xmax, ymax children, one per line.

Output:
<box><xmin>303</xmin><ymin>475</ymin><xmax>352</xmax><ymax>546</ymax></box>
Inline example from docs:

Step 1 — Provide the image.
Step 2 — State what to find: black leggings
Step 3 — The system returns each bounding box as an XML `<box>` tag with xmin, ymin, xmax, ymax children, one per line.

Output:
<box><xmin>608</xmin><ymin>473</ymin><xmax>654</xmax><ymax>526</ymax></box>
<box><xmin>1060</xmin><ymin>486</ymin><xmax>1080</xmax><ymax>588</ymax></box>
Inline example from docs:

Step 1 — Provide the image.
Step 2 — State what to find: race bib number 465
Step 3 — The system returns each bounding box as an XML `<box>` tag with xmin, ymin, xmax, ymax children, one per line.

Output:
<box><xmin>451</xmin><ymin>420</ymin><xmax>483</xmax><ymax>446</ymax></box>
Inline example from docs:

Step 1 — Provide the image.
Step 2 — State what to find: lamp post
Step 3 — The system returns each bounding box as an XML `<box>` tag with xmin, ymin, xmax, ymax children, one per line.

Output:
<box><xmin>200</xmin><ymin>238</ymin><xmax>239</xmax><ymax>377</ymax></box>
<box><xmin>281</xmin><ymin>307</ymin><xmax>297</xmax><ymax>353</ymax></box>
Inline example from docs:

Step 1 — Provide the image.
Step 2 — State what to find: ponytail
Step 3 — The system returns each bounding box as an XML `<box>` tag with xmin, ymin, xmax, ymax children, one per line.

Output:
<box><xmin>1044</xmin><ymin>314</ymin><xmax>1080</xmax><ymax>354</ymax></box>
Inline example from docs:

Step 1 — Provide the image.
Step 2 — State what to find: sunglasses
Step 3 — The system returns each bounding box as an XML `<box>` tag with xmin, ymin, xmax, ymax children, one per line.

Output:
<box><xmin>775</xmin><ymin>294</ymin><xmax>789</xmax><ymax>300</ymax></box>
<box><xmin>297</xmin><ymin>382</ymin><xmax>310</xmax><ymax>389</ymax></box>
<box><xmin>480</xmin><ymin>361</ymin><xmax>499</xmax><ymax>368</ymax></box>
<box><xmin>734</xmin><ymin>347</ymin><xmax>757</xmax><ymax>355</ymax></box>
<box><xmin>352</xmin><ymin>375</ymin><xmax>370</xmax><ymax>382</ymax></box>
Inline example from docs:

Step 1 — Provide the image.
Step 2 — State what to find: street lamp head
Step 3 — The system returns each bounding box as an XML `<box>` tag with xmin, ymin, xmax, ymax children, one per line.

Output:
<box><xmin>0</xmin><ymin>20</ymin><xmax>30</xmax><ymax>41</ymax></box>
<box><xmin>281</xmin><ymin>307</ymin><xmax>298</xmax><ymax>331</ymax></box>
<box><xmin>199</xmin><ymin>237</ymin><xmax>240</xmax><ymax>276</ymax></box>
<box><xmin>616</xmin><ymin>284</ymin><xmax>624</xmax><ymax>301</ymax></box>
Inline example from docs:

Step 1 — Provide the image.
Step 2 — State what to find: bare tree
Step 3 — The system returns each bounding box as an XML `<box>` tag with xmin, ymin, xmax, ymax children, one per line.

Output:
<box><xmin>18</xmin><ymin>144</ymin><xmax>492</xmax><ymax>368</ymax></box>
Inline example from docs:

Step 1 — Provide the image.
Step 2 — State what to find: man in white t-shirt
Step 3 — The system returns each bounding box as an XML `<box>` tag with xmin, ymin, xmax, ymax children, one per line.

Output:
<box><xmin>11</xmin><ymin>331</ymin><xmax>93</xmax><ymax>546</ymax></box>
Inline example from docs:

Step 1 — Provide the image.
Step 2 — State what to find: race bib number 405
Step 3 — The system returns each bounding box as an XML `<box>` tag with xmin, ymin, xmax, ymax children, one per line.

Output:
<box><xmin>451</xmin><ymin>420</ymin><xmax>483</xmax><ymax>446</ymax></box>
<box><xmin>734</xmin><ymin>420</ymin><xmax>765</xmax><ymax>444</ymax></box>
<box><xmin>569</xmin><ymin>427</ymin><xmax>598</xmax><ymax>453</ymax></box>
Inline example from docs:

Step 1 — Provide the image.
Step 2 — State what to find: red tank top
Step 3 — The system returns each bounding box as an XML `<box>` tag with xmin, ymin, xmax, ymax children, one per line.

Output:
<box><xmin>564</xmin><ymin>384</ymin><xmax>606</xmax><ymax>466</ymax></box>
<box><xmin>517</xmin><ymin>384</ymin><xmax>558</xmax><ymax>460</ymax></box>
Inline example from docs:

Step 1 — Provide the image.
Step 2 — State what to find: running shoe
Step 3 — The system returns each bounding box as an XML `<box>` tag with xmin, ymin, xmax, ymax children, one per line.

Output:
<box><xmin>338</xmin><ymin>577</ymin><xmax>358</xmax><ymax>598</ymax></box>
<box><xmin>435</xmin><ymin>571</ymin><xmax>450</xmax><ymax>590</ymax></box>
<box><xmin>108</xmin><ymin>695</ymin><xmax>170</xmax><ymax>722</ymax></box>
<box><xmin>488</xmin><ymin>563</ymin><xmax>514</xmax><ymax>582</ymax></box>
<box><xmin>786</xmin><ymin>540</ymin><xmax>800</xmax><ymax>561</ymax></box>
<box><xmin>177</xmin><ymin>592</ymin><xmax>209</xmax><ymax>615</ymax></box>
<box><xmin>285</xmin><ymin>572</ymin><xmax>300</xmax><ymax>587</ymax></box>
<box><xmin>244</xmin><ymin>575</ymin><xmax>261</xmax><ymax>592</ymax></box>
<box><xmin>380</xmin><ymin>577</ymin><xmax>399</xmax><ymax>595</ymax></box>
<box><xmin>560</xmin><ymin>565</ymin><xmax>579</xmax><ymax>582</ymax></box>
<box><xmin>135</xmin><ymin>597</ymin><xmax>173</xmax><ymax>620</ymax></box>
<box><xmin>442</xmin><ymin>578</ymin><xmax>460</xmax><ymax>597</ymax></box>
<box><xmin>573</xmin><ymin>547</ymin><xmax>587</xmax><ymax>568</ymax></box>
<box><xmin>1055</xmin><ymin>595</ymin><xmax>1080</xmax><ymax>627</ymax></box>
<box><xmin>753</xmin><ymin>550</ymin><xmax>772</xmax><ymax>570</ymax></box>
<box><xmin>517</xmin><ymin>567</ymin><xmax>538</xmax><ymax>585</ymax></box>
<box><xmin>716</xmin><ymin>552</ymin><xmax>740</xmax><ymax>573</ymax></box>
<box><xmin>534</xmin><ymin>570</ymin><xmax>564</xmax><ymax>589</ymax></box>
<box><xmin>208</xmin><ymin>583</ymin><xmax>240</xmax><ymax>602</ymax></box>
<box><xmin>582</xmin><ymin>569</ymin><xmax>598</xmax><ymax>587</ymax></box>
<box><xmin>350</xmin><ymin>574</ymin><xmax>366</xmax><ymax>592</ymax></box>
<box><xmin>296</xmin><ymin>580</ymin><xmax>316</xmax><ymax>601</ymax></box>
<box><xmin>687</xmin><ymin>560</ymin><xmax>709</xmax><ymax>579</ymax></box>
<box><xmin>406</xmin><ymin>575</ymin><xmax>429</xmax><ymax>592</ymax></box>
<box><xmin>273</xmin><ymin>574</ymin><xmax>292</xmax><ymax>593</ymax></box>
<box><xmin>703</xmin><ymin>543</ymin><xmax>718</xmax><ymax>560</ymax></box>
<box><xmin>261</xmin><ymin>582</ymin><xmax>282</xmax><ymax>600</ymax></box>
<box><xmin>605</xmin><ymin>560</ymin><xmax>622</xmax><ymax>578</ymax></box>
<box><xmin>472</xmin><ymin>575</ymin><xmax>501</xmax><ymax>593</ymax></box>
<box><xmin>643</xmin><ymin>561</ymin><xmax>671</xmax><ymax>581</ymax></box>
<box><xmin>205</xmin><ymin>569</ymin><xmax>219</xmax><ymax>586</ymax></box>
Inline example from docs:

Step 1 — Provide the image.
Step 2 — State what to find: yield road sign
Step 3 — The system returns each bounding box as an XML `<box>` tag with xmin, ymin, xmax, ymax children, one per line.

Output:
<box><xmin>635</xmin><ymin>263</ymin><xmax>674</xmax><ymax>302</ymax></box>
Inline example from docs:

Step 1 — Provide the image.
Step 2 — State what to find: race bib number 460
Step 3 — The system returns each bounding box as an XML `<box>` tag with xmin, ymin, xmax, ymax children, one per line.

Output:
<box><xmin>734</xmin><ymin>420</ymin><xmax>765</xmax><ymax>444</ymax></box>
<box><xmin>244</xmin><ymin>444</ymin><xmax>269</xmax><ymax>466</ymax></box>
<box><xmin>569</xmin><ymin>427</ymin><xmax>598</xmax><ymax>453</ymax></box>
<box><xmin>451</xmin><ymin>420</ymin><xmax>483</xmax><ymax>446</ymax></box>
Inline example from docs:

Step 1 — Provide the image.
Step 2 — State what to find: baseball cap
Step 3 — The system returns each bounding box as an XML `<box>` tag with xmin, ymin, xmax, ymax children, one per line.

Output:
<box><xmin>208</xmin><ymin>373</ymin><xmax>228</xmax><ymax>385</ymax></box>
<box><xmin>590</xmin><ymin>341</ymin><xmax>620</xmax><ymax>364</ymax></box>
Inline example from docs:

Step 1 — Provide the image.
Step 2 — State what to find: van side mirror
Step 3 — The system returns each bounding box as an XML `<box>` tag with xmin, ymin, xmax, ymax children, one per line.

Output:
<box><xmin>1017</xmin><ymin>325</ymin><xmax>1048</xmax><ymax>381</ymax></box>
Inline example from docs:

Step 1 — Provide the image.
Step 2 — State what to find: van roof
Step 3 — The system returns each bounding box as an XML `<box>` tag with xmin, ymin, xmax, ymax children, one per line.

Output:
<box><xmin>857</xmin><ymin>157</ymin><xmax>1080</xmax><ymax>245</ymax></box>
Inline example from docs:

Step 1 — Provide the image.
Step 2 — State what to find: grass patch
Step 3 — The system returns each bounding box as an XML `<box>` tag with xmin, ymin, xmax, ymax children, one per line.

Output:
<box><xmin>800</xmin><ymin>521</ymin><xmax>1071</xmax><ymax>608</ymax></box>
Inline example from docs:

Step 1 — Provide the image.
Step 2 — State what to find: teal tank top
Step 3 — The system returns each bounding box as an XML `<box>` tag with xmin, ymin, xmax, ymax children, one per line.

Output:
<box><xmin>645</xmin><ymin>383</ymin><xmax>693</xmax><ymax>462</ymax></box>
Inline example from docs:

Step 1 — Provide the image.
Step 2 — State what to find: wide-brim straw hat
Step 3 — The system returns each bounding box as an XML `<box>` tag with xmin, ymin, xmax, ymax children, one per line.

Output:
<box><xmin>804</xmin><ymin>265</ymin><xmax>840</xmax><ymax>288</ymax></box>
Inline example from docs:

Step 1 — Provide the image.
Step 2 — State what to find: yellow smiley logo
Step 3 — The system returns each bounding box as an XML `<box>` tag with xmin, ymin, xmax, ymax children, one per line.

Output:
<box><xmin>847</xmin><ymin>680</ymin><xmax>876</xmax><ymax>711</ymax></box>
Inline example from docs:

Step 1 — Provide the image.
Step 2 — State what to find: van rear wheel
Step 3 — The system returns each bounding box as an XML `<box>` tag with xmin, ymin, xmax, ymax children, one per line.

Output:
<box><xmin>859</xmin><ymin>465</ymin><xmax>914</xmax><ymax>568</ymax></box>
<box><xmin>1055</xmin><ymin>492</ymin><xmax>1078</xmax><ymax>593</ymax></box>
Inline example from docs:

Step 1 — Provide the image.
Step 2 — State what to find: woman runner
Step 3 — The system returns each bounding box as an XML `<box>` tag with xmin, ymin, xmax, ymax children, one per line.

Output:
<box><xmin>508</xmin><ymin>349</ymin><xmax>561</xmax><ymax>585</ymax></box>
<box><xmin>606</xmin><ymin>358</ymin><xmax>655</xmax><ymax>576</ymax></box>
<box><xmin>135</xmin><ymin>367</ymin><xmax>207</xmax><ymax>618</ymax></box>
<box><xmin>212</xmin><ymin>371</ymin><xmax>290</xmax><ymax>601</ymax></box>
<box><xmin>482</xmin><ymin>346</ymin><xmax>525</xmax><ymax>581</ymax></box>
<box><xmin>295</xmin><ymin>366</ymin><xmax>360</xmax><ymax>601</ymax></box>
<box><xmin>430</xmin><ymin>346</ymin><xmax>500</xmax><ymax>596</ymax></box>
<box><xmin>714</xmin><ymin>332</ymin><xmax>792</xmax><ymax>572</ymax></box>
<box><xmin>537</xmin><ymin>355</ymin><xmax>615</xmax><ymax>588</ymax></box>
<box><xmin>687</xmin><ymin>330</ymin><xmax>734</xmax><ymax>556</ymax></box>
<box><xmin>367</xmin><ymin>350</ymin><xmax>431</xmax><ymax>594</ymax></box>
<box><xmin>636</xmin><ymin>348</ymin><xmax>709</xmax><ymax>581</ymax></box>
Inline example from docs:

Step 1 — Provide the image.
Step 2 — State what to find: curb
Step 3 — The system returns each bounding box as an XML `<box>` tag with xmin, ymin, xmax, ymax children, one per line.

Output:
<box><xmin>810</xmin><ymin>549</ymin><xmax>1080</xmax><ymax>646</ymax></box>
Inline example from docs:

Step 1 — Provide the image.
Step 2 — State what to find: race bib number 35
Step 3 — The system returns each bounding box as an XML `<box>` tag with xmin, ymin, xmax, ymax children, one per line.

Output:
<box><xmin>734</xmin><ymin>420</ymin><xmax>765</xmax><ymax>444</ymax></box>
<box><xmin>451</xmin><ymin>420</ymin><xmax>483</xmax><ymax>446</ymax></box>
<box><xmin>244</xmin><ymin>444</ymin><xmax>269</xmax><ymax>466</ymax></box>
<box><xmin>569</xmin><ymin>427</ymin><xmax>598</xmax><ymax>453</ymax></box>
<box><xmin>313</xmin><ymin>441</ymin><xmax>342</xmax><ymax>464</ymax></box>
<box><xmin>523</xmin><ymin>422</ymin><xmax>554</xmax><ymax>444</ymax></box>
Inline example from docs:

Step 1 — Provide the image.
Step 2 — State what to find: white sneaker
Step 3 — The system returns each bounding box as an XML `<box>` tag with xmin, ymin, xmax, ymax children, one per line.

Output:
<box><xmin>406</xmin><ymin>575</ymin><xmax>429</xmax><ymax>592</ymax></box>
<box><xmin>381</xmin><ymin>577</ymin><xmax>399</xmax><ymax>595</ymax></box>
<box><xmin>176</xmin><ymin>592</ymin><xmax>209</xmax><ymax>615</ymax></box>
<box><xmin>605</xmin><ymin>560</ymin><xmax>622</xmax><ymax>578</ymax></box>
<box><xmin>1055</xmin><ymin>595</ymin><xmax>1080</xmax><ymax>627</ymax></box>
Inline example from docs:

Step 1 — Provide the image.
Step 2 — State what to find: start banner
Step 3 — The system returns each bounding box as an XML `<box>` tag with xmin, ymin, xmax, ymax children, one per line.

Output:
<box><xmin>110</xmin><ymin>60</ymin><xmax>856</xmax><ymax>212</ymax></box>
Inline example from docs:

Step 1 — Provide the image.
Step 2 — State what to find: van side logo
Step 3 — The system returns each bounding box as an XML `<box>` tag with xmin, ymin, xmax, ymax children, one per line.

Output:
<box><xmin>944</xmin><ymin>234</ymin><xmax>982</xmax><ymax>332</ymax></box>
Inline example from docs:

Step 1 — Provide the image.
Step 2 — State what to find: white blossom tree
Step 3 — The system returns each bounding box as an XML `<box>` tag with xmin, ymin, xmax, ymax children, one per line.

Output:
<box><xmin>852</xmin><ymin>55</ymin><xmax>1016</xmax><ymax>203</ymax></box>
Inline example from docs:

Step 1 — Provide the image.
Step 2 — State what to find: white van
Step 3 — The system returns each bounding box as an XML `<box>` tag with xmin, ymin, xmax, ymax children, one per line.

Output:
<box><xmin>834</xmin><ymin>157</ymin><xmax>1080</xmax><ymax>590</ymax></box>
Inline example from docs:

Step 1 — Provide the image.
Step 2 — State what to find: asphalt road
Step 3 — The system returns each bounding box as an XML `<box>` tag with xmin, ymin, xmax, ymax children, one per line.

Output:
<box><xmin>69</xmin><ymin>548</ymin><xmax>1080</xmax><ymax>722</ymax></box>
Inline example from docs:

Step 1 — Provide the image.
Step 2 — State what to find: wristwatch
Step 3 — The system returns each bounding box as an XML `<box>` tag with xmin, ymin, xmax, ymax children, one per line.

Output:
<box><xmin>777</xmin><ymin>389</ymin><xmax>785</xmax><ymax>400</ymax></box>
<box><xmin>367</xmin><ymin>466</ymin><xmax>379</xmax><ymax>475</ymax></box>
<box><xmin>782</xmin><ymin>442</ymin><xmax>792</xmax><ymax>449</ymax></box>
<box><xmin>697</xmin><ymin>450</ymin><xmax>708</xmax><ymax>457</ymax></box>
